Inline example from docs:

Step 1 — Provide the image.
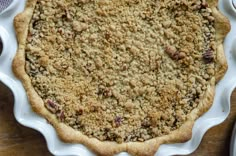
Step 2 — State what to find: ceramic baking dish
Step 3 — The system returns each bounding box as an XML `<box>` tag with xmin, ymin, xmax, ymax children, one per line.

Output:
<box><xmin>0</xmin><ymin>0</ymin><xmax>236</xmax><ymax>155</ymax></box>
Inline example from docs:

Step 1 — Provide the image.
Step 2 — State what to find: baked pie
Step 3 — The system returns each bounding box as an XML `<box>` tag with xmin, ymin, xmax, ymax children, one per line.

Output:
<box><xmin>13</xmin><ymin>0</ymin><xmax>230</xmax><ymax>155</ymax></box>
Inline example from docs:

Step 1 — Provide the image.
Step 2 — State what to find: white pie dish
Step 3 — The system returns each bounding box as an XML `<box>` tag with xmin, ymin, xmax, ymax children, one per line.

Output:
<box><xmin>0</xmin><ymin>0</ymin><xmax>236</xmax><ymax>155</ymax></box>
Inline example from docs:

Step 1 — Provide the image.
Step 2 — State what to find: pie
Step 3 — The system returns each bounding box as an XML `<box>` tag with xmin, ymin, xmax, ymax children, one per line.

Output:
<box><xmin>13</xmin><ymin>0</ymin><xmax>230</xmax><ymax>155</ymax></box>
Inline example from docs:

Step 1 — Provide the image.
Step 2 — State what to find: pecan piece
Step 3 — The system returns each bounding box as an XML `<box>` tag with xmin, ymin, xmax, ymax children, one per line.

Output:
<box><xmin>201</xmin><ymin>0</ymin><xmax>208</xmax><ymax>8</ymax></box>
<box><xmin>45</xmin><ymin>100</ymin><xmax>59</xmax><ymax>113</ymax></box>
<box><xmin>203</xmin><ymin>49</ymin><xmax>214</xmax><ymax>63</ymax></box>
<box><xmin>98</xmin><ymin>86</ymin><xmax>112</xmax><ymax>97</ymax></box>
<box><xmin>76</xmin><ymin>107</ymin><xmax>84</xmax><ymax>115</ymax></box>
<box><xmin>165</xmin><ymin>46</ymin><xmax>186</xmax><ymax>60</ymax></box>
<box><xmin>114</xmin><ymin>116</ymin><xmax>122</xmax><ymax>127</ymax></box>
<box><xmin>57</xmin><ymin>110</ymin><xmax>65</xmax><ymax>121</ymax></box>
<box><xmin>165</xmin><ymin>46</ymin><xmax>176</xmax><ymax>56</ymax></box>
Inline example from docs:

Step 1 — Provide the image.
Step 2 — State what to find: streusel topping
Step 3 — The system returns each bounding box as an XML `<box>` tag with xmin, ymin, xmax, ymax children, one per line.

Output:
<box><xmin>25</xmin><ymin>0</ymin><xmax>216</xmax><ymax>142</ymax></box>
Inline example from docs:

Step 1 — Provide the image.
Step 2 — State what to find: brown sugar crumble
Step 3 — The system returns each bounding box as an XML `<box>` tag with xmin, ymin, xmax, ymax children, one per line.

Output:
<box><xmin>25</xmin><ymin>0</ymin><xmax>216</xmax><ymax>143</ymax></box>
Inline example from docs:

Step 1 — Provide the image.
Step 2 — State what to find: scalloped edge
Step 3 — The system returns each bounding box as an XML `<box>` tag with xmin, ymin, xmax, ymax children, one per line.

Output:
<box><xmin>0</xmin><ymin>0</ymin><xmax>234</xmax><ymax>156</ymax></box>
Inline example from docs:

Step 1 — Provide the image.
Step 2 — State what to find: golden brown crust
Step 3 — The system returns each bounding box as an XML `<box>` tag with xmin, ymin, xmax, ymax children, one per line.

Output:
<box><xmin>12</xmin><ymin>0</ymin><xmax>229</xmax><ymax>155</ymax></box>
<box><xmin>210</xmin><ymin>7</ymin><xmax>230</xmax><ymax>82</ymax></box>
<box><xmin>206</xmin><ymin>0</ymin><xmax>230</xmax><ymax>82</ymax></box>
<box><xmin>13</xmin><ymin>0</ymin><xmax>37</xmax><ymax>80</ymax></box>
<box><xmin>207</xmin><ymin>0</ymin><xmax>218</xmax><ymax>7</ymax></box>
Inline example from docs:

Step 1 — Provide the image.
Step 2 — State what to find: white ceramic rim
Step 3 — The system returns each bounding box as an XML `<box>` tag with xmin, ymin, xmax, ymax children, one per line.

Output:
<box><xmin>0</xmin><ymin>0</ymin><xmax>18</xmax><ymax>15</ymax></box>
<box><xmin>0</xmin><ymin>0</ymin><xmax>236</xmax><ymax>156</ymax></box>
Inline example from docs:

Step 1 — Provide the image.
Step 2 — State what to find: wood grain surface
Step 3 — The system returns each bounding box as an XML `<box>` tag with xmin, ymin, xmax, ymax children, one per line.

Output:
<box><xmin>0</xmin><ymin>82</ymin><xmax>235</xmax><ymax>156</ymax></box>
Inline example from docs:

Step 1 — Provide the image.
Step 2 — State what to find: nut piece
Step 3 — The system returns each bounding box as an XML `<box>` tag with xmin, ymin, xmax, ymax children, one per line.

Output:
<box><xmin>45</xmin><ymin>100</ymin><xmax>59</xmax><ymax>113</ymax></box>
<box><xmin>165</xmin><ymin>46</ymin><xmax>186</xmax><ymax>60</ymax></box>
<box><xmin>114</xmin><ymin>116</ymin><xmax>122</xmax><ymax>127</ymax></box>
<box><xmin>203</xmin><ymin>49</ymin><xmax>214</xmax><ymax>63</ymax></box>
<box><xmin>165</xmin><ymin>46</ymin><xmax>176</xmax><ymax>56</ymax></box>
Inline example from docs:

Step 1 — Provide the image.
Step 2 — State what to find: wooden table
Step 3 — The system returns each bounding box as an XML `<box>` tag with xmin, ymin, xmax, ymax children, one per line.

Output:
<box><xmin>0</xmin><ymin>82</ymin><xmax>235</xmax><ymax>156</ymax></box>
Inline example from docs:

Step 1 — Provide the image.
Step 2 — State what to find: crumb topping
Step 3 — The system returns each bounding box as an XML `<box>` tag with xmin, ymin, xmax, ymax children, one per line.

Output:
<box><xmin>25</xmin><ymin>0</ymin><xmax>216</xmax><ymax>143</ymax></box>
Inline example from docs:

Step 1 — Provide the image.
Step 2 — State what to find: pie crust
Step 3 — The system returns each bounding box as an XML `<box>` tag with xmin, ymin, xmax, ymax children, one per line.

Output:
<box><xmin>12</xmin><ymin>0</ymin><xmax>230</xmax><ymax>155</ymax></box>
